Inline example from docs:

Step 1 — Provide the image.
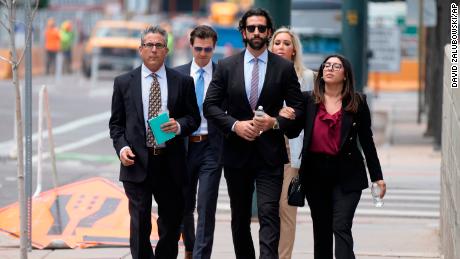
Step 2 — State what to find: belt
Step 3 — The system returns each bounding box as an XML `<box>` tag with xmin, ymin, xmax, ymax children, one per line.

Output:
<box><xmin>148</xmin><ymin>147</ymin><xmax>166</xmax><ymax>156</ymax></box>
<box><xmin>189</xmin><ymin>135</ymin><xmax>208</xmax><ymax>143</ymax></box>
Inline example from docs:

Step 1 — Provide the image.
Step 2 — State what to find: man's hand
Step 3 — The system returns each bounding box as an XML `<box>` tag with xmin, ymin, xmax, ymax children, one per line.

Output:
<box><xmin>253</xmin><ymin>114</ymin><xmax>276</xmax><ymax>134</ymax></box>
<box><xmin>161</xmin><ymin>118</ymin><xmax>179</xmax><ymax>134</ymax></box>
<box><xmin>279</xmin><ymin>106</ymin><xmax>296</xmax><ymax>120</ymax></box>
<box><xmin>120</xmin><ymin>148</ymin><xmax>135</xmax><ymax>167</ymax></box>
<box><xmin>234</xmin><ymin>120</ymin><xmax>259</xmax><ymax>141</ymax></box>
<box><xmin>375</xmin><ymin>180</ymin><xmax>387</xmax><ymax>198</ymax></box>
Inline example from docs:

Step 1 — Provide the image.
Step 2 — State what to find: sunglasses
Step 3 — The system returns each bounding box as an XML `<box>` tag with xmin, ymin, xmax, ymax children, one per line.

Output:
<box><xmin>246</xmin><ymin>25</ymin><xmax>268</xmax><ymax>33</ymax></box>
<box><xmin>323</xmin><ymin>62</ymin><xmax>343</xmax><ymax>71</ymax></box>
<box><xmin>193</xmin><ymin>46</ymin><xmax>214</xmax><ymax>53</ymax></box>
<box><xmin>142</xmin><ymin>42</ymin><xmax>166</xmax><ymax>49</ymax></box>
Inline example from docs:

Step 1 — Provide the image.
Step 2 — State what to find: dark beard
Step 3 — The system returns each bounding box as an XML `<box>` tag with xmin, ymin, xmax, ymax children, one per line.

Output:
<box><xmin>245</xmin><ymin>36</ymin><xmax>269</xmax><ymax>50</ymax></box>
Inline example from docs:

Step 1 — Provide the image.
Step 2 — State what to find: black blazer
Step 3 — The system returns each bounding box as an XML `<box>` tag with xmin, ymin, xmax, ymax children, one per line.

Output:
<box><xmin>109</xmin><ymin>66</ymin><xmax>201</xmax><ymax>185</ymax></box>
<box><xmin>299</xmin><ymin>92</ymin><xmax>383</xmax><ymax>192</ymax></box>
<box><xmin>173</xmin><ymin>62</ymin><xmax>223</xmax><ymax>162</ymax></box>
<box><xmin>203</xmin><ymin>51</ymin><xmax>305</xmax><ymax>168</ymax></box>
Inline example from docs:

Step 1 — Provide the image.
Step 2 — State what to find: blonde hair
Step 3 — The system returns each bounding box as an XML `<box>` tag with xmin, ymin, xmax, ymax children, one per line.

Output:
<box><xmin>269</xmin><ymin>27</ymin><xmax>306</xmax><ymax>81</ymax></box>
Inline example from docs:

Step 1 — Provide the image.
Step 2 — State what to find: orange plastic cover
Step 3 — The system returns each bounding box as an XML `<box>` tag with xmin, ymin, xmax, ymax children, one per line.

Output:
<box><xmin>0</xmin><ymin>177</ymin><xmax>159</xmax><ymax>249</ymax></box>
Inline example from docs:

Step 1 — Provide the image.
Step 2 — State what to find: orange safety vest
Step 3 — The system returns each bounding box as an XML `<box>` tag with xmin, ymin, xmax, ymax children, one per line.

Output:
<box><xmin>45</xmin><ymin>27</ymin><xmax>60</xmax><ymax>52</ymax></box>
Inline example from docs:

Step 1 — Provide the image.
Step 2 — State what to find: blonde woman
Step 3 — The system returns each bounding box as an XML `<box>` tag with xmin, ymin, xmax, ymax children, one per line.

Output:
<box><xmin>269</xmin><ymin>27</ymin><xmax>315</xmax><ymax>259</ymax></box>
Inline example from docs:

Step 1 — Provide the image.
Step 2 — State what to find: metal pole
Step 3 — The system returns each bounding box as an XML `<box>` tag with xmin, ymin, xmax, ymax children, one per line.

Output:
<box><xmin>90</xmin><ymin>48</ymin><xmax>100</xmax><ymax>88</ymax></box>
<box><xmin>55</xmin><ymin>52</ymin><xmax>63</xmax><ymax>83</ymax></box>
<box><xmin>24</xmin><ymin>0</ymin><xmax>33</xmax><ymax>251</ymax></box>
<box><xmin>34</xmin><ymin>86</ymin><xmax>45</xmax><ymax>198</ymax></box>
<box><xmin>417</xmin><ymin>0</ymin><xmax>425</xmax><ymax>124</ymax></box>
<box><xmin>341</xmin><ymin>0</ymin><xmax>368</xmax><ymax>93</ymax></box>
<box><xmin>254</xmin><ymin>0</ymin><xmax>291</xmax><ymax>28</ymax></box>
<box><xmin>44</xmin><ymin>87</ymin><xmax>58</xmax><ymax>189</ymax></box>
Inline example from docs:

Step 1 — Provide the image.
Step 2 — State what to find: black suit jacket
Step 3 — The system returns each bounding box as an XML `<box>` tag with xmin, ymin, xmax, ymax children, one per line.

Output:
<box><xmin>109</xmin><ymin>66</ymin><xmax>201</xmax><ymax>184</ymax></box>
<box><xmin>298</xmin><ymin>92</ymin><xmax>383</xmax><ymax>192</ymax></box>
<box><xmin>173</xmin><ymin>62</ymin><xmax>223</xmax><ymax>162</ymax></box>
<box><xmin>203</xmin><ymin>51</ymin><xmax>305</xmax><ymax>168</ymax></box>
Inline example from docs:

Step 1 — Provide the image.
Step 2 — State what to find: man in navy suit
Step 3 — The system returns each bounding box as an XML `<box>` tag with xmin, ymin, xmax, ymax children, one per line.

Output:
<box><xmin>203</xmin><ymin>8</ymin><xmax>305</xmax><ymax>259</ymax></box>
<box><xmin>173</xmin><ymin>25</ymin><xmax>223</xmax><ymax>259</ymax></box>
<box><xmin>109</xmin><ymin>25</ymin><xmax>200</xmax><ymax>259</ymax></box>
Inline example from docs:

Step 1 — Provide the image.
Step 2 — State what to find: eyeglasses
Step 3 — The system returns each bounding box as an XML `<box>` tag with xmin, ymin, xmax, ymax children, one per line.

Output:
<box><xmin>246</xmin><ymin>25</ymin><xmax>268</xmax><ymax>33</ymax></box>
<box><xmin>193</xmin><ymin>46</ymin><xmax>214</xmax><ymax>53</ymax></box>
<box><xmin>142</xmin><ymin>42</ymin><xmax>166</xmax><ymax>49</ymax></box>
<box><xmin>323</xmin><ymin>62</ymin><xmax>343</xmax><ymax>71</ymax></box>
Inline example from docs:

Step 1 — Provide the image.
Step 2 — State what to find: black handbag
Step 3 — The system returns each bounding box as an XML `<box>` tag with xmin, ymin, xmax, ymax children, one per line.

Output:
<box><xmin>287</xmin><ymin>174</ymin><xmax>305</xmax><ymax>207</ymax></box>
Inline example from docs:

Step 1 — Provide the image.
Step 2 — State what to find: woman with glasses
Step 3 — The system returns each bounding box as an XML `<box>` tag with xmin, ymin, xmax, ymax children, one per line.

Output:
<box><xmin>280</xmin><ymin>54</ymin><xmax>386</xmax><ymax>259</ymax></box>
<box><xmin>268</xmin><ymin>27</ymin><xmax>316</xmax><ymax>259</ymax></box>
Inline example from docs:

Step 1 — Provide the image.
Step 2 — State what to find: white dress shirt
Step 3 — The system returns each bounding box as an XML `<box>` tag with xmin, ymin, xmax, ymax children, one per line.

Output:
<box><xmin>244</xmin><ymin>49</ymin><xmax>268</xmax><ymax>101</ymax></box>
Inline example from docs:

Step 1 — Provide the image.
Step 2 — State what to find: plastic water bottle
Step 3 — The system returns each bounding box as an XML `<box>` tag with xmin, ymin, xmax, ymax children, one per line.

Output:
<box><xmin>254</xmin><ymin>106</ymin><xmax>265</xmax><ymax>135</ymax></box>
<box><xmin>254</xmin><ymin>105</ymin><xmax>265</xmax><ymax>117</ymax></box>
<box><xmin>371</xmin><ymin>182</ymin><xmax>384</xmax><ymax>208</ymax></box>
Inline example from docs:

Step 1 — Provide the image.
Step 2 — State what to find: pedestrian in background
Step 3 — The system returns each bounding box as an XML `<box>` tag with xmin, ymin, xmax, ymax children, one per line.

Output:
<box><xmin>280</xmin><ymin>54</ymin><xmax>387</xmax><ymax>259</ymax></box>
<box><xmin>60</xmin><ymin>20</ymin><xmax>75</xmax><ymax>74</ymax></box>
<box><xmin>203</xmin><ymin>8</ymin><xmax>304</xmax><ymax>259</ymax></box>
<box><xmin>171</xmin><ymin>25</ymin><xmax>223</xmax><ymax>259</ymax></box>
<box><xmin>44</xmin><ymin>18</ymin><xmax>60</xmax><ymax>75</ymax></box>
<box><xmin>109</xmin><ymin>25</ymin><xmax>200</xmax><ymax>259</ymax></box>
<box><xmin>268</xmin><ymin>26</ymin><xmax>315</xmax><ymax>259</ymax></box>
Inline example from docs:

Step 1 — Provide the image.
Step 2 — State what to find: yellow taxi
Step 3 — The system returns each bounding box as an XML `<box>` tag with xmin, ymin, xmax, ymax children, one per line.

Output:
<box><xmin>82</xmin><ymin>20</ymin><xmax>148</xmax><ymax>77</ymax></box>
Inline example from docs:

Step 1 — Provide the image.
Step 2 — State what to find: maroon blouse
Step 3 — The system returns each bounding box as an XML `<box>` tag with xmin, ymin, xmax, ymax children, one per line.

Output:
<box><xmin>309</xmin><ymin>103</ymin><xmax>343</xmax><ymax>155</ymax></box>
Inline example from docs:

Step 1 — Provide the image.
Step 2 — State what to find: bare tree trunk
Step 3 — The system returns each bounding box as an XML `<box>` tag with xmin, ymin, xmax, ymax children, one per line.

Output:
<box><xmin>6</xmin><ymin>0</ymin><xmax>27</xmax><ymax>258</ymax></box>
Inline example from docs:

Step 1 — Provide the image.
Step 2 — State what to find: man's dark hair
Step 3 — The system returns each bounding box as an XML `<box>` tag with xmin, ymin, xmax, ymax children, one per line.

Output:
<box><xmin>190</xmin><ymin>25</ymin><xmax>218</xmax><ymax>46</ymax></box>
<box><xmin>238</xmin><ymin>8</ymin><xmax>275</xmax><ymax>34</ymax></box>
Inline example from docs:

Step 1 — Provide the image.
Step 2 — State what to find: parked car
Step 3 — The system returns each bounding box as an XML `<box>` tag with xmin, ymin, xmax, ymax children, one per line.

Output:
<box><xmin>81</xmin><ymin>20</ymin><xmax>148</xmax><ymax>78</ymax></box>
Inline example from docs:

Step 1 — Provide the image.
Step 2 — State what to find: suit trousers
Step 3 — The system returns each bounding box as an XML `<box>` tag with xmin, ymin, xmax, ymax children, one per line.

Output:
<box><xmin>182</xmin><ymin>139</ymin><xmax>222</xmax><ymax>259</ymax></box>
<box><xmin>123</xmin><ymin>152</ymin><xmax>184</xmax><ymax>259</ymax></box>
<box><xmin>278</xmin><ymin>166</ymin><xmax>299</xmax><ymax>259</ymax></box>
<box><xmin>304</xmin><ymin>153</ymin><xmax>362</xmax><ymax>259</ymax></box>
<box><xmin>224</xmin><ymin>163</ymin><xmax>283</xmax><ymax>259</ymax></box>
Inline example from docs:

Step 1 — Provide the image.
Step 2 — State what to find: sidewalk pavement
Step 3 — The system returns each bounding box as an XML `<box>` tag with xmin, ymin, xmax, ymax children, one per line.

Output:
<box><xmin>0</xmin><ymin>91</ymin><xmax>442</xmax><ymax>258</ymax></box>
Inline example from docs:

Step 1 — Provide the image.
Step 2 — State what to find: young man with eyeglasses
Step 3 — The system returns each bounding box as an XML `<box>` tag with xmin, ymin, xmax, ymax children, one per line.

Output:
<box><xmin>109</xmin><ymin>25</ymin><xmax>200</xmax><ymax>259</ymax></box>
<box><xmin>203</xmin><ymin>8</ymin><xmax>305</xmax><ymax>259</ymax></box>
<box><xmin>165</xmin><ymin>25</ymin><xmax>223</xmax><ymax>259</ymax></box>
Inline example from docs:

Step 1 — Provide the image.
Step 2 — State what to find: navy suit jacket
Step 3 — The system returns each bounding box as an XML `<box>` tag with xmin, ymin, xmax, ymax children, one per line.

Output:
<box><xmin>174</xmin><ymin>62</ymin><xmax>223</xmax><ymax>163</ymax></box>
<box><xmin>109</xmin><ymin>66</ymin><xmax>201</xmax><ymax>185</ymax></box>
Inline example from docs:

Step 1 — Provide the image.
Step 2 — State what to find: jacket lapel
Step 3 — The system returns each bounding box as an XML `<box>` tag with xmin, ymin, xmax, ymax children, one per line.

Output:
<box><xmin>304</xmin><ymin>95</ymin><xmax>318</xmax><ymax>149</ymax></box>
<box><xmin>235</xmin><ymin>52</ymin><xmax>251</xmax><ymax>109</ymax></box>
<box><xmin>257</xmin><ymin>52</ymin><xmax>274</xmax><ymax>107</ymax></box>
<box><xmin>339</xmin><ymin>105</ymin><xmax>353</xmax><ymax>150</ymax></box>
<box><xmin>186</xmin><ymin>62</ymin><xmax>192</xmax><ymax>75</ymax></box>
<box><xmin>166</xmin><ymin>67</ymin><xmax>178</xmax><ymax>112</ymax></box>
<box><xmin>130</xmin><ymin>67</ymin><xmax>144</xmax><ymax>132</ymax></box>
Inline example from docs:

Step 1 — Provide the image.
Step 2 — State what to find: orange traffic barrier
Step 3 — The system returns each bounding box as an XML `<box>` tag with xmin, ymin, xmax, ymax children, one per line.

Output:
<box><xmin>368</xmin><ymin>59</ymin><xmax>419</xmax><ymax>92</ymax></box>
<box><xmin>0</xmin><ymin>177</ymin><xmax>159</xmax><ymax>249</ymax></box>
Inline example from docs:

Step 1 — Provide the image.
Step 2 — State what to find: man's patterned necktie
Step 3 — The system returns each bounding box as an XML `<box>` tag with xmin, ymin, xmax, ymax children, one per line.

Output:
<box><xmin>147</xmin><ymin>73</ymin><xmax>161</xmax><ymax>147</ymax></box>
<box><xmin>249</xmin><ymin>58</ymin><xmax>259</xmax><ymax>110</ymax></box>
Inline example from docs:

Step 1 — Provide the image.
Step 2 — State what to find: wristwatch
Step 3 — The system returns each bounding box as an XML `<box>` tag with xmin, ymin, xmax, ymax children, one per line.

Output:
<box><xmin>272</xmin><ymin>118</ymin><xmax>280</xmax><ymax>130</ymax></box>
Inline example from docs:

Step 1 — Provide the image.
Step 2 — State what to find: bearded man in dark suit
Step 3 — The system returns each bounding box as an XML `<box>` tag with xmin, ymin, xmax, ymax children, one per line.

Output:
<box><xmin>203</xmin><ymin>8</ymin><xmax>305</xmax><ymax>259</ymax></box>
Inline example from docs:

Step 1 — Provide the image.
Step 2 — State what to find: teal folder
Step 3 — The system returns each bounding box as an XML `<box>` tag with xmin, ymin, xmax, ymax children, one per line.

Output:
<box><xmin>148</xmin><ymin>112</ymin><xmax>175</xmax><ymax>145</ymax></box>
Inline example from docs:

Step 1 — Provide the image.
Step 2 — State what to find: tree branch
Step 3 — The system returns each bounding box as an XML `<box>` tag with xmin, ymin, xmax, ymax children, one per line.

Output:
<box><xmin>0</xmin><ymin>15</ymin><xmax>8</xmax><ymax>31</ymax></box>
<box><xmin>17</xmin><ymin>0</ymin><xmax>40</xmax><ymax>66</ymax></box>
<box><xmin>0</xmin><ymin>54</ymin><xmax>13</xmax><ymax>65</ymax></box>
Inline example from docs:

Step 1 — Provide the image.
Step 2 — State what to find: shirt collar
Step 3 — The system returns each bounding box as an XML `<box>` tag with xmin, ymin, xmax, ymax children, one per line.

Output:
<box><xmin>142</xmin><ymin>63</ymin><xmax>167</xmax><ymax>79</ymax></box>
<box><xmin>244</xmin><ymin>48</ymin><xmax>268</xmax><ymax>64</ymax></box>
<box><xmin>191</xmin><ymin>58</ymin><xmax>213</xmax><ymax>75</ymax></box>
